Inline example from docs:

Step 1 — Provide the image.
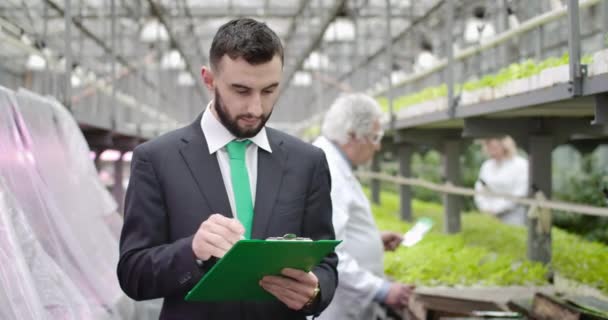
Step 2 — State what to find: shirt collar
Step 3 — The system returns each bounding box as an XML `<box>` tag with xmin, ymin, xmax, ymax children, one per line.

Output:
<box><xmin>325</xmin><ymin>136</ymin><xmax>355</xmax><ymax>169</ymax></box>
<box><xmin>200</xmin><ymin>101</ymin><xmax>272</xmax><ymax>154</ymax></box>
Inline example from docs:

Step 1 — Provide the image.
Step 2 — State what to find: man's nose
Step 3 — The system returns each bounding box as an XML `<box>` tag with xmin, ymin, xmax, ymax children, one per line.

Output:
<box><xmin>247</xmin><ymin>93</ymin><xmax>263</xmax><ymax>116</ymax></box>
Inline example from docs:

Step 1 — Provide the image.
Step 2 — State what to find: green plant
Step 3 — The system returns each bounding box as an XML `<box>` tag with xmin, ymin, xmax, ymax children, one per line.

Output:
<box><xmin>366</xmin><ymin>188</ymin><xmax>608</xmax><ymax>294</ymax></box>
<box><xmin>553</xmin><ymin>153</ymin><xmax>608</xmax><ymax>244</ymax></box>
<box><xmin>378</xmin><ymin>51</ymin><xmax>597</xmax><ymax>117</ymax></box>
<box><xmin>301</xmin><ymin>125</ymin><xmax>321</xmax><ymax>141</ymax></box>
<box><xmin>411</xmin><ymin>151</ymin><xmax>442</xmax><ymax>203</ymax></box>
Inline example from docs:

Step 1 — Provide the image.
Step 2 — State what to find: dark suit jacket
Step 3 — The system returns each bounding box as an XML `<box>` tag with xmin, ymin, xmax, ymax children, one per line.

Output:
<box><xmin>117</xmin><ymin>115</ymin><xmax>338</xmax><ymax>320</ymax></box>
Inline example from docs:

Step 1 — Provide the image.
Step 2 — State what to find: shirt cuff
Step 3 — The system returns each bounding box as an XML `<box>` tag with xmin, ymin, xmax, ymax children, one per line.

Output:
<box><xmin>373</xmin><ymin>280</ymin><xmax>391</xmax><ymax>303</ymax></box>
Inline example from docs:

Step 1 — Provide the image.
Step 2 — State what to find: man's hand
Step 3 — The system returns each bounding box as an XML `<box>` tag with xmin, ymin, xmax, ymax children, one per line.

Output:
<box><xmin>381</xmin><ymin>231</ymin><xmax>403</xmax><ymax>251</ymax></box>
<box><xmin>259</xmin><ymin>268</ymin><xmax>319</xmax><ymax>311</ymax></box>
<box><xmin>385</xmin><ymin>283</ymin><xmax>415</xmax><ymax>309</ymax></box>
<box><xmin>192</xmin><ymin>214</ymin><xmax>245</xmax><ymax>261</ymax></box>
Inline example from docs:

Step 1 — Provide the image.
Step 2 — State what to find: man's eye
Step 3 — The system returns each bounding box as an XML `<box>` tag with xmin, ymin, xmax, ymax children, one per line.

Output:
<box><xmin>262</xmin><ymin>90</ymin><xmax>274</xmax><ymax>95</ymax></box>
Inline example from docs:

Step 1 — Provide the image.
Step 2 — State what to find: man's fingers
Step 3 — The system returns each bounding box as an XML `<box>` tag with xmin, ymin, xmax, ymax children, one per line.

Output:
<box><xmin>204</xmin><ymin>222</ymin><xmax>240</xmax><ymax>245</ymax></box>
<box><xmin>260</xmin><ymin>280</ymin><xmax>308</xmax><ymax>310</ymax></box>
<box><xmin>281</xmin><ymin>268</ymin><xmax>317</xmax><ymax>286</ymax></box>
<box><xmin>209</xmin><ymin>214</ymin><xmax>245</xmax><ymax>235</ymax></box>
<box><xmin>261</xmin><ymin>275</ymin><xmax>311</xmax><ymax>298</ymax></box>
<box><xmin>202</xmin><ymin>232</ymin><xmax>233</xmax><ymax>252</ymax></box>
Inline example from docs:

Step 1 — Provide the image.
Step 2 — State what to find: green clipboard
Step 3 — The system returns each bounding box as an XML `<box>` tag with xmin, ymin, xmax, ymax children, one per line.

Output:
<box><xmin>185</xmin><ymin>239</ymin><xmax>340</xmax><ymax>301</ymax></box>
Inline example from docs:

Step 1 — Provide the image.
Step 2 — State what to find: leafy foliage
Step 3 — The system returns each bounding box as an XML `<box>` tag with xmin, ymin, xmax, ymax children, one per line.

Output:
<box><xmin>367</xmin><ymin>188</ymin><xmax>608</xmax><ymax>294</ymax></box>
<box><xmin>376</xmin><ymin>52</ymin><xmax>594</xmax><ymax>113</ymax></box>
<box><xmin>553</xmin><ymin>153</ymin><xmax>608</xmax><ymax>244</ymax></box>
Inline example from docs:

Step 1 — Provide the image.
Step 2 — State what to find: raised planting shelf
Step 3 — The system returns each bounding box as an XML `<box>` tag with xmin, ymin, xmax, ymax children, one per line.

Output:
<box><xmin>390</xmin><ymin>72</ymin><xmax>608</xmax><ymax>131</ymax></box>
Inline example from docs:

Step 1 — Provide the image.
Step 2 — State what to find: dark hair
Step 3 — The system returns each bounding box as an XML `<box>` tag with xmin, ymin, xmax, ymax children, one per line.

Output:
<box><xmin>473</xmin><ymin>6</ymin><xmax>486</xmax><ymax>19</ymax></box>
<box><xmin>210</xmin><ymin>18</ymin><xmax>284</xmax><ymax>70</ymax></box>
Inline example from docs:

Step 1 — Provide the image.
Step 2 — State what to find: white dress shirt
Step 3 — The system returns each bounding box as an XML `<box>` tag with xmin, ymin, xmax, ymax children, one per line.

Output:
<box><xmin>200</xmin><ymin>103</ymin><xmax>272</xmax><ymax>218</ymax></box>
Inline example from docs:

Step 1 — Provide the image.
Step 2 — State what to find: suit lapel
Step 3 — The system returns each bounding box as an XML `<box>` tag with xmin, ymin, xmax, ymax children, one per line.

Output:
<box><xmin>179</xmin><ymin>116</ymin><xmax>232</xmax><ymax>218</ymax></box>
<box><xmin>251</xmin><ymin>130</ymin><xmax>286</xmax><ymax>239</ymax></box>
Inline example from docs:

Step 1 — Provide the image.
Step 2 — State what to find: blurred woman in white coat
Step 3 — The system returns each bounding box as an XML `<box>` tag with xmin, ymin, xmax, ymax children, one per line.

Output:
<box><xmin>313</xmin><ymin>94</ymin><xmax>414</xmax><ymax>320</ymax></box>
<box><xmin>474</xmin><ymin>136</ymin><xmax>529</xmax><ymax>226</ymax></box>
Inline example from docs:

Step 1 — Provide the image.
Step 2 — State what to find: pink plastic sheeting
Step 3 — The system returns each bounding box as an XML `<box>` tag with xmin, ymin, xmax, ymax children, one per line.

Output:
<box><xmin>44</xmin><ymin>94</ymin><xmax>117</xmax><ymax>217</ymax></box>
<box><xmin>0</xmin><ymin>184</ymin><xmax>46</xmax><ymax>319</ymax></box>
<box><xmin>44</xmin><ymin>95</ymin><xmax>124</xmax><ymax>238</ymax></box>
<box><xmin>0</xmin><ymin>178</ymin><xmax>93</xmax><ymax>319</ymax></box>
<box><xmin>0</xmin><ymin>88</ymin><xmax>93</xmax><ymax>319</ymax></box>
<box><xmin>13</xmin><ymin>90</ymin><xmax>125</xmax><ymax>315</ymax></box>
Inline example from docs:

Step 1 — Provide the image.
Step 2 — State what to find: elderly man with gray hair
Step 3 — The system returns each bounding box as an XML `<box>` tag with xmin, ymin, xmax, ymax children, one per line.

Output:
<box><xmin>313</xmin><ymin>93</ymin><xmax>414</xmax><ymax>320</ymax></box>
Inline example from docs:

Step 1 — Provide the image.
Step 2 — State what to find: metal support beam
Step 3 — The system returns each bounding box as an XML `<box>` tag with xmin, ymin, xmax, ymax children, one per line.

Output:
<box><xmin>398</xmin><ymin>143</ymin><xmax>414</xmax><ymax>222</ymax></box>
<box><xmin>445</xmin><ymin>0</ymin><xmax>455</xmax><ymax>117</ymax></box>
<box><xmin>44</xmin><ymin>0</ymin><xmax>170</xmax><ymax>104</ymax></box>
<box><xmin>603</xmin><ymin>0</ymin><xmax>608</xmax><ymax>37</ymax></box>
<box><xmin>498</xmin><ymin>0</ymin><xmax>508</xmax><ymax>66</ymax></box>
<box><xmin>110</xmin><ymin>0</ymin><xmax>116</xmax><ymax>129</ymax></box>
<box><xmin>281</xmin><ymin>0</ymin><xmax>346</xmax><ymax>92</ymax></box>
<box><xmin>395</xmin><ymin>128</ymin><xmax>464</xmax><ymax>150</ymax></box>
<box><xmin>527</xmin><ymin>136</ymin><xmax>553</xmax><ymax>265</ymax></box>
<box><xmin>83</xmin><ymin>130</ymin><xmax>114</xmax><ymax>150</ymax></box>
<box><xmin>567</xmin><ymin>0</ymin><xmax>584</xmax><ymax>96</ymax></box>
<box><xmin>593</xmin><ymin>93</ymin><xmax>608</xmax><ymax>125</ymax></box>
<box><xmin>113</xmin><ymin>152</ymin><xmax>125</xmax><ymax>214</ymax></box>
<box><xmin>113</xmin><ymin>136</ymin><xmax>141</xmax><ymax>152</ymax></box>
<box><xmin>464</xmin><ymin>117</ymin><xmax>608</xmax><ymax>145</ymax></box>
<box><xmin>442</xmin><ymin>140</ymin><xmax>462</xmax><ymax>234</ymax></box>
<box><xmin>147</xmin><ymin>0</ymin><xmax>208</xmax><ymax>102</ymax></box>
<box><xmin>371</xmin><ymin>152</ymin><xmax>381</xmax><ymax>205</ymax></box>
<box><xmin>569</xmin><ymin>139</ymin><xmax>603</xmax><ymax>154</ymax></box>
<box><xmin>534</xmin><ymin>1</ymin><xmax>544</xmax><ymax>61</ymax></box>
<box><xmin>337</xmin><ymin>1</ymin><xmax>445</xmax><ymax>83</ymax></box>
<box><xmin>64</xmin><ymin>0</ymin><xmax>72</xmax><ymax>111</ymax></box>
<box><xmin>385</xmin><ymin>0</ymin><xmax>395</xmax><ymax>128</ymax></box>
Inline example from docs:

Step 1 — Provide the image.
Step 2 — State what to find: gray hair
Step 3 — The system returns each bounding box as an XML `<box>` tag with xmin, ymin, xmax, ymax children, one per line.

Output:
<box><xmin>321</xmin><ymin>93</ymin><xmax>384</xmax><ymax>144</ymax></box>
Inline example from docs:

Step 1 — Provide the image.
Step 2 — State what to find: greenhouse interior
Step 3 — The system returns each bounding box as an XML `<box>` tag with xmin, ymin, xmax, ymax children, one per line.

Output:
<box><xmin>1</xmin><ymin>0</ymin><xmax>608</xmax><ymax>319</ymax></box>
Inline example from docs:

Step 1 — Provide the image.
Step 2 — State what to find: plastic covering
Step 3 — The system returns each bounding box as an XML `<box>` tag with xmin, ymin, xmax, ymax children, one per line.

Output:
<box><xmin>0</xmin><ymin>178</ymin><xmax>93</xmax><ymax>319</ymax></box>
<box><xmin>0</xmin><ymin>85</ymin><xmax>161</xmax><ymax>319</ymax></box>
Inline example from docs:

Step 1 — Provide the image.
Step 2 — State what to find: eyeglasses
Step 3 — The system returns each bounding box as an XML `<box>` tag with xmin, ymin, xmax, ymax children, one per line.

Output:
<box><xmin>367</xmin><ymin>130</ymin><xmax>384</xmax><ymax>144</ymax></box>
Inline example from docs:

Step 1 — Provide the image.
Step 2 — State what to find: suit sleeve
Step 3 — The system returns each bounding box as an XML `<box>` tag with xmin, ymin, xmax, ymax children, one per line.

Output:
<box><xmin>301</xmin><ymin>149</ymin><xmax>339</xmax><ymax>316</ymax></box>
<box><xmin>117</xmin><ymin>145</ymin><xmax>203</xmax><ymax>300</ymax></box>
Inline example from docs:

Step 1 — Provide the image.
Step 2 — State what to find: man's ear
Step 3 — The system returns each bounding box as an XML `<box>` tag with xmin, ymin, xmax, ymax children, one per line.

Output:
<box><xmin>201</xmin><ymin>66</ymin><xmax>214</xmax><ymax>91</ymax></box>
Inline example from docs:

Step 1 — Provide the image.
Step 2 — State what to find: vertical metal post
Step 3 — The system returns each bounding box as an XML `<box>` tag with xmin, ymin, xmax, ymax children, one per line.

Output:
<box><xmin>443</xmin><ymin>140</ymin><xmax>461</xmax><ymax>234</ymax></box>
<box><xmin>446</xmin><ymin>0</ymin><xmax>455</xmax><ymax>117</ymax></box>
<box><xmin>527</xmin><ymin>136</ymin><xmax>553</xmax><ymax>265</ymax></box>
<box><xmin>567</xmin><ymin>0</ymin><xmax>583</xmax><ymax>96</ymax></box>
<box><xmin>113</xmin><ymin>152</ymin><xmax>125</xmax><ymax>214</ymax></box>
<box><xmin>602</xmin><ymin>0</ymin><xmax>608</xmax><ymax>46</ymax></box>
<box><xmin>94</xmin><ymin>149</ymin><xmax>102</xmax><ymax>171</ymax></box>
<box><xmin>371</xmin><ymin>152</ymin><xmax>381</xmax><ymax>205</ymax></box>
<box><xmin>398</xmin><ymin>143</ymin><xmax>413</xmax><ymax>222</ymax></box>
<box><xmin>43</xmin><ymin>1</ymin><xmax>49</xmax><ymax>95</ymax></box>
<box><xmin>352</xmin><ymin>7</ymin><xmax>359</xmax><ymax>89</ymax></box>
<box><xmin>534</xmin><ymin>1</ymin><xmax>544</xmax><ymax>61</ymax></box>
<box><xmin>385</xmin><ymin>0</ymin><xmax>394</xmax><ymax>129</ymax></box>
<box><xmin>78</xmin><ymin>0</ymin><xmax>84</xmax><ymax>62</ymax></box>
<box><xmin>64</xmin><ymin>0</ymin><xmax>72</xmax><ymax>111</ymax></box>
<box><xmin>111</xmin><ymin>0</ymin><xmax>117</xmax><ymax>130</ymax></box>
<box><xmin>498</xmin><ymin>0</ymin><xmax>508</xmax><ymax>66</ymax></box>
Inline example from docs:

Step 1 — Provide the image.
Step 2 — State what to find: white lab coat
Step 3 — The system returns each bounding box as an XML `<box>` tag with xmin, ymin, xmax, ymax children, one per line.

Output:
<box><xmin>313</xmin><ymin>136</ymin><xmax>387</xmax><ymax>320</ymax></box>
<box><xmin>474</xmin><ymin>155</ymin><xmax>529</xmax><ymax>225</ymax></box>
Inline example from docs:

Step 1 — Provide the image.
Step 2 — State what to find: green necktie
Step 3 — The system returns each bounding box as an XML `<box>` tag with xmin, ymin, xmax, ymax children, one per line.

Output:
<box><xmin>226</xmin><ymin>140</ymin><xmax>254</xmax><ymax>239</ymax></box>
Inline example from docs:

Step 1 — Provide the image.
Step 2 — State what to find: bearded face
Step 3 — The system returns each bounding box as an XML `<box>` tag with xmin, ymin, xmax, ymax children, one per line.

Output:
<box><xmin>214</xmin><ymin>88</ymin><xmax>272</xmax><ymax>139</ymax></box>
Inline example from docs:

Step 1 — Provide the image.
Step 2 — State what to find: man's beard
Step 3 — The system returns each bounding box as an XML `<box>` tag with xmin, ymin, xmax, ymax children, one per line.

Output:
<box><xmin>214</xmin><ymin>89</ymin><xmax>272</xmax><ymax>139</ymax></box>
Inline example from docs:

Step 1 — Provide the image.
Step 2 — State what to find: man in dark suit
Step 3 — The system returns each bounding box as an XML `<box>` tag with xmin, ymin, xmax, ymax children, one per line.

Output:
<box><xmin>117</xmin><ymin>18</ymin><xmax>338</xmax><ymax>319</ymax></box>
